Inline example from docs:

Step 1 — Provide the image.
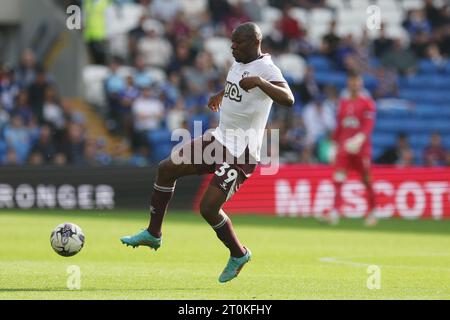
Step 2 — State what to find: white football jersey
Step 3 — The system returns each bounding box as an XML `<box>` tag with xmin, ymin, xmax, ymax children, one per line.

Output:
<box><xmin>212</xmin><ymin>54</ymin><xmax>287</xmax><ymax>161</ymax></box>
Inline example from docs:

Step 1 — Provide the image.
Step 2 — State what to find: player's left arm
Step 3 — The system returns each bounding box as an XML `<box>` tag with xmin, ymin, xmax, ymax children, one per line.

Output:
<box><xmin>239</xmin><ymin>76</ymin><xmax>295</xmax><ymax>107</ymax></box>
<box><xmin>360</xmin><ymin>98</ymin><xmax>376</xmax><ymax>137</ymax></box>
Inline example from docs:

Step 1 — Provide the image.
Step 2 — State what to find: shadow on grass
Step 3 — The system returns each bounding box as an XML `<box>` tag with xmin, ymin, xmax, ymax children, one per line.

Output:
<box><xmin>1</xmin><ymin>209</ymin><xmax>449</xmax><ymax>236</ymax></box>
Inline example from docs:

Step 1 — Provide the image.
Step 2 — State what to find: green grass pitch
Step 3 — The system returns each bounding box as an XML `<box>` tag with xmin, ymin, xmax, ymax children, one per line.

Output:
<box><xmin>0</xmin><ymin>210</ymin><xmax>449</xmax><ymax>300</ymax></box>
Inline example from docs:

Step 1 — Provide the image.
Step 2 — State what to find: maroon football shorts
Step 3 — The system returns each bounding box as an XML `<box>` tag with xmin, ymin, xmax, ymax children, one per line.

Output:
<box><xmin>335</xmin><ymin>150</ymin><xmax>372</xmax><ymax>175</ymax></box>
<box><xmin>174</xmin><ymin>131</ymin><xmax>257</xmax><ymax>200</ymax></box>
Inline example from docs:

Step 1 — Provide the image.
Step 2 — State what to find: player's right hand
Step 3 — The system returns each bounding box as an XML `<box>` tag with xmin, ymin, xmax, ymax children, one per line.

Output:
<box><xmin>207</xmin><ymin>92</ymin><xmax>223</xmax><ymax>112</ymax></box>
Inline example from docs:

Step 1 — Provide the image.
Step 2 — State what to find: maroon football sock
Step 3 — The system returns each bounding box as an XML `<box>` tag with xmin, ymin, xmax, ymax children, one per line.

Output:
<box><xmin>211</xmin><ymin>212</ymin><xmax>246</xmax><ymax>258</ymax></box>
<box><xmin>333</xmin><ymin>181</ymin><xmax>343</xmax><ymax>212</ymax></box>
<box><xmin>365</xmin><ymin>182</ymin><xmax>376</xmax><ymax>212</ymax></box>
<box><xmin>147</xmin><ymin>183</ymin><xmax>175</xmax><ymax>238</ymax></box>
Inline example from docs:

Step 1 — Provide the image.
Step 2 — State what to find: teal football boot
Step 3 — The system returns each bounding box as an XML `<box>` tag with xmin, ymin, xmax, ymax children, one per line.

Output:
<box><xmin>219</xmin><ymin>247</ymin><xmax>252</xmax><ymax>283</ymax></box>
<box><xmin>120</xmin><ymin>230</ymin><xmax>162</xmax><ymax>251</ymax></box>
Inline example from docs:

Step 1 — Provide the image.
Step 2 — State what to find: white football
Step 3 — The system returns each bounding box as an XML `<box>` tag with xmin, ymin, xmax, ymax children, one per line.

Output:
<box><xmin>50</xmin><ymin>223</ymin><xmax>85</xmax><ymax>257</ymax></box>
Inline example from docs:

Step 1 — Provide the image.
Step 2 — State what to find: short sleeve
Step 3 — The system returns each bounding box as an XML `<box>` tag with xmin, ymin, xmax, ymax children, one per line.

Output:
<box><xmin>259</xmin><ymin>61</ymin><xmax>287</xmax><ymax>83</ymax></box>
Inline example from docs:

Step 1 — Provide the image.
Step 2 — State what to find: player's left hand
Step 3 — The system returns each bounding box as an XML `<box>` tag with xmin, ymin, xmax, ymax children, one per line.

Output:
<box><xmin>239</xmin><ymin>76</ymin><xmax>262</xmax><ymax>92</ymax></box>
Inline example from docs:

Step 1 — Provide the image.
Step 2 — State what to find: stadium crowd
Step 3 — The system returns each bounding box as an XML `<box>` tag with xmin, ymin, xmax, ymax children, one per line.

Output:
<box><xmin>1</xmin><ymin>0</ymin><xmax>450</xmax><ymax>167</ymax></box>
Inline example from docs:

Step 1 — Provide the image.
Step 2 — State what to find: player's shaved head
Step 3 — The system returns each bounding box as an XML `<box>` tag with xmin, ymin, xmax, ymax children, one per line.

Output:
<box><xmin>231</xmin><ymin>22</ymin><xmax>263</xmax><ymax>63</ymax></box>
<box><xmin>233</xmin><ymin>22</ymin><xmax>262</xmax><ymax>42</ymax></box>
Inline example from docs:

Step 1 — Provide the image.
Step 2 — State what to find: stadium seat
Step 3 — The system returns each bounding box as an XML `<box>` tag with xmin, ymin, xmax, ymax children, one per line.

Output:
<box><xmin>409</xmin><ymin>134</ymin><xmax>431</xmax><ymax>149</ymax></box>
<box><xmin>418</xmin><ymin>59</ymin><xmax>437</xmax><ymax>74</ymax></box>
<box><xmin>402</xmin><ymin>0</ymin><xmax>424</xmax><ymax>10</ymax></box>
<box><xmin>261</xmin><ymin>6</ymin><xmax>282</xmax><ymax>24</ymax></box>
<box><xmin>372</xmin><ymin>132</ymin><xmax>397</xmax><ymax>147</ymax></box>
<box><xmin>204</xmin><ymin>37</ymin><xmax>233</xmax><ymax>69</ymax></box>
<box><xmin>307</xmin><ymin>55</ymin><xmax>333</xmax><ymax>71</ymax></box>
<box><xmin>310</xmin><ymin>8</ymin><xmax>334</xmax><ymax>26</ymax></box>
<box><xmin>314</xmin><ymin>71</ymin><xmax>347</xmax><ymax>88</ymax></box>
<box><xmin>180</xmin><ymin>0</ymin><xmax>207</xmax><ymax>17</ymax></box>
<box><xmin>275</xmin><ymin>54</ymin><xmax>306</xmax><ymax>83</ymax></box>
<box><xmin>289</xmin><ymin>7</ymin><xmax>308</xmax><ymax>25</ymax></box>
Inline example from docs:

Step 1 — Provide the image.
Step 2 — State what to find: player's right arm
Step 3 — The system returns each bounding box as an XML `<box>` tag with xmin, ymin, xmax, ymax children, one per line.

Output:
<box><xmin>207</xmin><ymin>89</ymin><xmax>225</xmax><ymax>112</ymax></box>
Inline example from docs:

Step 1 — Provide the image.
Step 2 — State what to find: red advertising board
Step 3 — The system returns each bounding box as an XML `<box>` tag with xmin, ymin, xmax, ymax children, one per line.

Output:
<box><xmin>194</xmin><ymin>165</ymin><xmax>450</xmax><ymax>219</ymax></box>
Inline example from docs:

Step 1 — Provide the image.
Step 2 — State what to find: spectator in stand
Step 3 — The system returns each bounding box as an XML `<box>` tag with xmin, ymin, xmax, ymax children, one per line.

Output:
<box><xmin>4</xmin><ymin>148</ymin><xmax>20</xmax><ymax>165</ymax></box>
<box><xmin>285</xmin><ymin>116</ymin><xmax>307</xmax><ymax>155</ymax></box>
<box><xmin>120</xmin><ymin>75</ymin><xmax>140</xmax><ymax>137</ymax></box>
<box><xmin>279</xmin><ymin>4</ymin><xmax>305</xmax><ymax>40</ymax></box>
<box><xmin>137</xmin><ymin>25</ymin><xmax>173</xmax><ymax>69</ymax></box>
<box><xmin>320</xmin><ymin>20</ymin><xmax>340</xmax><ymax>59</ymax></box>
<box><xmin>426</xmin><ymin>43</ymin><xmax>447</xmax><ymax>69</ymax></box>
<box><xmin>381</xmin><ymin>38</ymin><xmax>417</xmax><ymax>76</ymax></box>
<box><xmin>410</xmin><ymin>30</ymin><xmax>431</xmax><ymax>58</ymax></box>
<box><xmin>302</xmin><ymin>94</ymin><xmax>336</xmax><ymax>147</ymax></box>
<box><xmin>167</xmin><ymin>40</ymin><xmax>197</xmax><ymax>74</ymax></box>
<box><xmin>183</xmin><ymin>51</ymin><xmax>219</xmax><ymax>101</ymax></box>
<box><xmin>42</xmin><ymin>86</ymin><xmax>66</xmax><ymax>133</ymax></box>
<box><xmin>29</xmin><ymin>124</ymin><xmax>57</xmax><ymax>164</ymax></box>
<box><xmin>0</xmin><ymin>102</ymin><xmax>9</xmax><ymax>129</ymax></box>
<box><xmin>128</xmin><ymin>15</ymin><xmax>149</xmax><ymax>63</ymax></box>
<box><xmin>208</xmin><ymin>0</ymin><xmax>231</xmax><ymax>25</ymax></box>
<box><xmin>166</xmin><ymin>98</ymin><xmax>187</xmax><ymax>132</ymax></box>
<box><xmin>423</xmin><ymin>132</ymin><xmax>447</xmax><ymax>166</ymax></box>
<box><xmin>105</xmin><ymin>57</ymin><xmax>126</xmax><ymax>129</ymax></box>
<box><xmin>440</xmin><ymin>4</ymin><xmax>450</xmax><ymax>27</ymax></box>
<box><xmin>223</xmin><ymin>2</ymin><xmax>251</xmax><ymax>36</ymax></box>
<box><xmin>424</xmin><ymin>0</ymin><xmax>442</xmax><ymax>29</ymax></box>
<box><xmin>397</xmin><ymin>148</ymin><xmax>415</xmax><ymax>167</ymax></box>
<box><xmin>377</xmin><ymin>133</ymin><xmax>412</xmax><ymax>165</ymax></box>
<box><xmin>263</xmin><ymin>20</ymin><xmax>290</xmax><ymax>55</ymax></box>
<box><xmin>150</xmin><ymin>0</ymin><xmax>181</xmax><ymax>23</ymax></box>
<box><xmin>11</xmin><ymin>90</ymin><xmax>33</xmax><ymax>126</ymax></box>
<box><xmin>160</xmin><ymin>72</ymin><xmax>182</xmax><ymax>109</ymax></box>
<box><xmin>166</xmin><ymin>11</ymin><xmax>191</xmax><ymax>43</ymax></box>
<box><xmin>132</xmin><ymin>55</ymin><xmax>153</xmax><ymax>89</ymax></box>
<box><xmin>60</xmin><ymin>121</ymin><xmax>86</xmax><ymax>165</ymax></box>
<box><xmin>438</xmin><ymin>24</ymin><xmax>450</xmax><ymax>57</ymax></box>
<box><xmin>403</xmin><ymin>9</ymin><xmax>432</xmax><ymax>37</ymax></box>
<box><xmin>3</xmin><ymin>114</ymin><xmax>32</xmax><ymax>164</ymax></box>
<box><xmin>0</xmin><ymin>66</ymin><xmax>20</xmax><ymax>113</ymax></box>
<box><xmin>15</xmin><ymin>49</ymin><xmax>37</xmax><ymax>87</ymax></box>
<box><xmin>28</xmin><ymin>66</ymin><xmax>50</xmax><ymax>123</ymax></box>
<box><xmin>323</xmin><ymin>85</ymin><xmax>339</xmax><ymax>112</ymax></box>
<box><xmin>373</xmin><ymin>67</ymin><xmax>399</xmax><ymax>99</ymax></box>
<box><xmin>372</xmin><ymin>23</ymin><xmax>394</xmax><ymax>58</ymax></box>
<box><xmin>131</xmin><ymin>86</ymin><xmax>164</xmax><ymax>149</ymax></box>
<box><xmin>296</xmin><ymin>66</ymin><xmax>320</xmax><ymax>105</ymax></box>
<box><xmin>334</xmin><ymin>34</ymin><xmax>357</xmax><ymax>71</ymax></box>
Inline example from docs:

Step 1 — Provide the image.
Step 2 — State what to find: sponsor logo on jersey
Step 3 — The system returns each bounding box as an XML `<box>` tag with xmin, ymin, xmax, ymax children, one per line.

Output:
<box><xmin>224</xmin><ymin>81</ymin><xmax>242</xmax><ymax>102</ymax></box>
<box><xmin>242</xmin><ymin>71</ymin><xmax>250</xmax><ymax>78</ymax></box>
<box><xmin>342</xmin><ymin>116</ymin><xmax>360</xmax><ymax>128</ymax></box>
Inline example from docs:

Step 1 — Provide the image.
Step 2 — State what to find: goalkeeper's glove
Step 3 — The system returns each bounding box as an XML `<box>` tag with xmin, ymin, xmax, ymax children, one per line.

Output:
<box><xmin>344</xmin><ymin>133</ymin><xmax>366</xmax><ymax>154</ymax></box>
